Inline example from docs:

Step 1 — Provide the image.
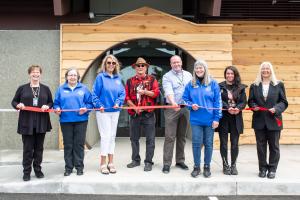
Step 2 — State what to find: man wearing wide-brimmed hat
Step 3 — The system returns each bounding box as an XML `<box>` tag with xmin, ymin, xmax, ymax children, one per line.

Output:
<box><xmin>125</xmin><ymin>57</ymin><xmax>160</xmax><ymax>172</ymax></box>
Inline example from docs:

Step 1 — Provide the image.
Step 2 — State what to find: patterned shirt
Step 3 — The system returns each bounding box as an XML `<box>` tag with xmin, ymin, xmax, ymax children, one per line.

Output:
<box><xmin>125</xmin><ymin>74</ymin><xmax>160</xmax><ymax>116</ymax></box>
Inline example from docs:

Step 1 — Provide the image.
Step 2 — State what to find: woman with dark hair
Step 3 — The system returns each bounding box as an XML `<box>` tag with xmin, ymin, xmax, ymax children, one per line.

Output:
<box><xmin>218</xmin><ymin>66</ymin><xmax>247</xmax><ymax>175</ymax></box>
<box><xmin>54</xmin><ymin>68</ymin><xmax>93</xmax><ymax>176</ymax></box>
<box><xmin>12</xmin><ymin>65</ymin><xmax>53</xmax><ymax>181</ymax></box>
<box><xmin>248</xmin><ymin>61</ymin><xmax>288</xmax><ymax>179</ymax></box>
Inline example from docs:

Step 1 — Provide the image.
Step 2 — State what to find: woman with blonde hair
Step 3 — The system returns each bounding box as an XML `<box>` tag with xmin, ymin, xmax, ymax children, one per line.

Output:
<box><xmin>248</xmin><ymin>61</ymin><xmax>288</xmax><ymax>179</ymax></box>
<box><xmin>92</xmin><ymin>54</ymin><xmax>125</xmax><ymax>174</ymax></box>
<box><xmin>182</xmin><ymin>59</ymin><xmax>222</xmax><ymax>178</ymax></box>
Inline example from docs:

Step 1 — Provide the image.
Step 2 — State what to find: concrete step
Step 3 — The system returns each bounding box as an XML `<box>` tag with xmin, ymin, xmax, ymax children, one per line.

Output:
<box><xmin>0</xmin><ymin>138</ymin><xmax>299</xmax><ymax>196</ymax></box>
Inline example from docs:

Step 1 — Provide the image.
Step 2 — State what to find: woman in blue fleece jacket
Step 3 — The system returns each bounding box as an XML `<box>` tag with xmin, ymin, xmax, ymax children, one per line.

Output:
<box><xmin>182</xmin><ymin>59</ymin><xmax>222</xmax><ymax>178</ymax></box>
<box><xmin>54</xmin><ymin>68</ymin><xmax>93</xmax><ymax>176</ymax></box>
<box><xmin>92</xmin><ymin>54</ymin><xmax>125</xmax><ymax>174</ymax></box>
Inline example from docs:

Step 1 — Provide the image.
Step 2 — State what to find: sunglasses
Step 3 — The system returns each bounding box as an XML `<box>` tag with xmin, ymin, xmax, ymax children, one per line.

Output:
<box><xmin>106</xmin><ymin>61</ymin><xmax>116</xmax><ymax>65</ymax></box>
<box><xmin>136</xmin><ymin>64</ymin><xmax>146</xmax><ymax>68</ymax></box>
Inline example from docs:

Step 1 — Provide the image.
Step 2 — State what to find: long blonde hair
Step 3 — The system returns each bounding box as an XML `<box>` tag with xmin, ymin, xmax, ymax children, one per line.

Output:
<box><xmin>99</xmin><ymin>54</ymin><xmax>120</xmax><ymax>75</ymax></box>
<box><xmin>254</xmin><ymin>61</ymin><xmax>279</xmax><ymax>86</ymax></box>
<box><xmin>192</xmin><ymin>59</ymin><xmax>212</xmax><ymax>87</ymax></box>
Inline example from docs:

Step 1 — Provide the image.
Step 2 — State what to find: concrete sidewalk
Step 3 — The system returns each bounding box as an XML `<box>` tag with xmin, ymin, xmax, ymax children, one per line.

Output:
<box><xmin>0</xmin><ymin>138</ymin><xmax>299</xmax><ymax>196</ymax></box>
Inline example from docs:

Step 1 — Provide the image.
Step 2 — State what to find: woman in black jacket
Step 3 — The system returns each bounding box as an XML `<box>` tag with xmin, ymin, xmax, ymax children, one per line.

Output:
<box><xmin>248</xmin><ymin>61</ymin><xmax>288</xmax><ymax>179</ymax></box>
<box><xmin>218</xmin><ymin>66</ymin><xmax>247</xmax><ymax>175</ymax></box>
<box><xmin>11</xmin><ymin>65</ymin><xmax>53</xmax><ymax>181</ymax></box>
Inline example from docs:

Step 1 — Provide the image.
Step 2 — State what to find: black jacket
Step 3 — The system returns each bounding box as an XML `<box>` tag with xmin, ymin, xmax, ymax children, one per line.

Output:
<box><xmin>248</xmin><ymin>82</ymin><xmax>288</xmax><ymax>131</ymax></box>
<box><xmin>11</xmin><ymin>83</ymin><xmax>53</xmax><ymax>135</ymax></box>
<box><xmin>218</xmin><ymin>81</ymin><xmax>247</xmax><ymax>134</ymax></box>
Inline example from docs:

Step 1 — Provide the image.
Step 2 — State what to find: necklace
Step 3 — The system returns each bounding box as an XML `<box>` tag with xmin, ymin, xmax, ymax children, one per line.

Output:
<box><xmin>31</xmin><ymin>85</ymin><xmax>40</xmax><ymax>98</ymax></box>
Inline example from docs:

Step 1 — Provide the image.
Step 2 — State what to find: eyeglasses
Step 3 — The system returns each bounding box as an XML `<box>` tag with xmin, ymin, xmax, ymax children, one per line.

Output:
<box><xmin>106</xmin><ymin>61</ymin><xmax>116</xmax><ymax>65</ymax></box>
<box><xmin>136</xmin><ymin>64</ymin><xmax>146</xmax><ymax>68</ymax></box>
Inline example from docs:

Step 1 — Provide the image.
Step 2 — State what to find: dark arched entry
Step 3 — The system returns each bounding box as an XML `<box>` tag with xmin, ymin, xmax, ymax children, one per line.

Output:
<box><xmin>82</xmin><ymin>38</ymin><xmax>195</xmax><ymax>139</ymax></box>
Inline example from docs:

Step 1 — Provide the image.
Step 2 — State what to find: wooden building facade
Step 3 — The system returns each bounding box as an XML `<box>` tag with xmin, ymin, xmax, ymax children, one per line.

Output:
<box><xmin>60</xmin><ymin>7</ymin><xmax>300</xmax><ymax>146</ymax></box>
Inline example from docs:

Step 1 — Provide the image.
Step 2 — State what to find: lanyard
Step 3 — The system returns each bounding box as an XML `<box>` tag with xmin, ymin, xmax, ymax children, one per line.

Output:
<box><xmin>174</xmin><ymin>71</ymin><xmax>184</xmax><ymax>86</ymax></box>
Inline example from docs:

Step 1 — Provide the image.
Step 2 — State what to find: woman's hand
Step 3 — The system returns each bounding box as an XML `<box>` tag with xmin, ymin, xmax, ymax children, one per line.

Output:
<box><xmin>99</xmin><ymin>107</ymin><xmax>104</xmax><ymax>113</ymax></box>
<box><xmin>228</xmin><ymin>107</ymin><xmax>235</xmax><ymax>115</ymax></box>
<box><xmin>113</xmin><ymin>104</ymin><xmax>119</xmax><ymax>109</ymax></box>
<box><xmin>16</xmin><ymin>103</ymin><xmax>25</xmax><ymax>110</ymax></box>
<box><xmin>253</xmin><ymin>106</ymin><xmax>260</xmax><ymax>111</ymax></box>
<box><xmin>41</xmin><ymin>105</ymin><xmax>49</xmax><ymax>112</ymax></box>
<box><xmin>192</xmin><ymin>104</ymin><xmax>199</xmax><ymax>111</ymax></box>
<box><xmin>55</xmin><ymin>108</ymin><xmax>61</xmax><ymax>115</ymax></box>
<box><xmin>269</xmin><ymin>107</ymin><xmax>276</xmax><ymax>114</ymax></box>
<box><xmin>233</xmin><ymin>108</ymin><xmax>240</xmax><ymax>115</ymax></box>
<box><xmin>79</xmin><ymin>107</ymin><xmax>87</xmax><ymax>115</ymax></box>
<box><xmin>212</xmin><ymin>121</ymin><xmax>219</xmax><ymax>129</ymax></box>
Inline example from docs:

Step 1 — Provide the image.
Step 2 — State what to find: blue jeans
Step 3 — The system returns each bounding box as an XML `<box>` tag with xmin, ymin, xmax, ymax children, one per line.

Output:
<box><xmin>191</xmin><ymin>125</ymin><xmax>214</xmax><ymax>167</ymax></box>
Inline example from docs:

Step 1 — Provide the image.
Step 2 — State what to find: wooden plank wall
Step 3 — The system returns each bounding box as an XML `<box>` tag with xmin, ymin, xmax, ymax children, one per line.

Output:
<box><xmin>209</xmin><ymin>20</ymin><xmax>300</xmax><ymax>144</ymax></box>
<box><xmin>61</xmin><ymin>7</ymin><xmax>232</xmax><ymax>84</ymax></box>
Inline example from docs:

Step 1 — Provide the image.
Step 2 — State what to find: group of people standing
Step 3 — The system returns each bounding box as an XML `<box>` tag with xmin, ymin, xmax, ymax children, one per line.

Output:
<box><xmin>12</xmin><ymin>55</ymin><xmax>288</xmax><ymax>181</ymax></box>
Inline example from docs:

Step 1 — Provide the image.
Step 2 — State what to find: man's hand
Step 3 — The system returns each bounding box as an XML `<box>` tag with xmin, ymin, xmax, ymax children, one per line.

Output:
<box><xmin>55</xmin><ymin>108</ymin><xmax>61</xmax><ymax>115</ymax></box>
<box><xmin>172</xmin><ymin>103</ymin><xmax>180</xmax><ymax>111</ymax></box>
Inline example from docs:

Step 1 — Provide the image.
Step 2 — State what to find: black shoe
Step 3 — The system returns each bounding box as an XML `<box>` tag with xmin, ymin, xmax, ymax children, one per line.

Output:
<box><xmin>77</xmin><ymin>169</ymin><xmax>83</xmax><ymax>176</ymax></box>
<box><xmin>222</xmin><ymin>157</ymin><xmax>231</xmax><ymax>175</ymax></box>
<box><xmin>191</xmin><ymin>166</ymin><xmax>201</xmax><ymax>178</ymax></box>
<box><xmin>64</xmin><ymin>171</ymin><xmax>72</xmax><ymax>176</ymax></box>
<box><xmin>162</xmin><ymin>165</ymin><xmax>170</xmax><ymax>174</ymax></box>
<box><xmin>203</xmin><ymin>164</ymin><xmax>211</xmax><ymax>178</ymax></box>
<box><xmin>23</xmin><ymin>174</ymin><xmax>30</xmax><ymax>181</ymax></box>
<box><xmin>127</xmin><ymin>161</ymin><xmax>140</xmax><ymax>168</ymax></box>
<box><xmin>35</xmin><ymin>171</ymin><xmax>44</xmax><ymax>178</ymax></box>
<box><xmin>267</xmin><ymin>171</ymin><xmax>276</xmax><ymax>179</ymax></box>
<box><xmin>144</xmin><ymin>163</ymin><xmax>152</xmax><ymax>172</ymax></box>
<box><xmin>258</xmin><ymin>170</ymin><xmax>267</xmax><ymax>178</ymax></box>
<box><xmin>230</xmin><ymin>164</ymin><xmax>238</xmax><ymax>175</ymax></box>
<box><xmin>175</xmin><ymin>162</ymin><xmax>189</xmax><ymax>170</ymax></box>
<box><xmin>223</xmin><ymin>165</ymin><xmax>231</xmax><ymax>175</ymax></box>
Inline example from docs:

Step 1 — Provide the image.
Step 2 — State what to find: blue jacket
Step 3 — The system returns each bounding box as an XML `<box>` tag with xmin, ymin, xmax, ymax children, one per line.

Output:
<box><xmin>92</xmin><ymin>72</ymin><xmax>125</xmax><ymax>112</ymax></box>
<box><xmin>182</xmin><ymin>78</ymin><xmax>222</xmax><ymax>126</ymax></box>
<box><xmin>53</xmin><ymin>82</ymin><xmax>93</xmax><ymax>123</ymax></box>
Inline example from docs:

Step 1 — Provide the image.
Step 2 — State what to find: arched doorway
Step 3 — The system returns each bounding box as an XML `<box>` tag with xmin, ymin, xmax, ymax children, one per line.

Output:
<box><xmin>81</xmin><ymin>38</ymin><xmax>195</xmax><ymax>145</ymax></box>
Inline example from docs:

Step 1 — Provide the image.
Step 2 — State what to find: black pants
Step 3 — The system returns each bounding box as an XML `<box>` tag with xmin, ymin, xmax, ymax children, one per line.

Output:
<box><xmin>60</xmin><ymin>121</ymin><xmax>88</xmax><ymax>172</ymax></box>
<box><xmin>255</xmin><ymin>128</ymin><xmax>280</xmax><ymax>172</ymax></box>
<box><xmin>22</xmin><ymin>130</ymin><xmax>46</xmax><ymax>175</ymax></box>
<box><xmin>218</xmin><ymin>116</ymin><xmax>240</xmax><ymax>165</ymax></box>
<box><xmin>129</xmin><ymin>112</ymin><xmax>155</xmax><ymax>164</ymax></box>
